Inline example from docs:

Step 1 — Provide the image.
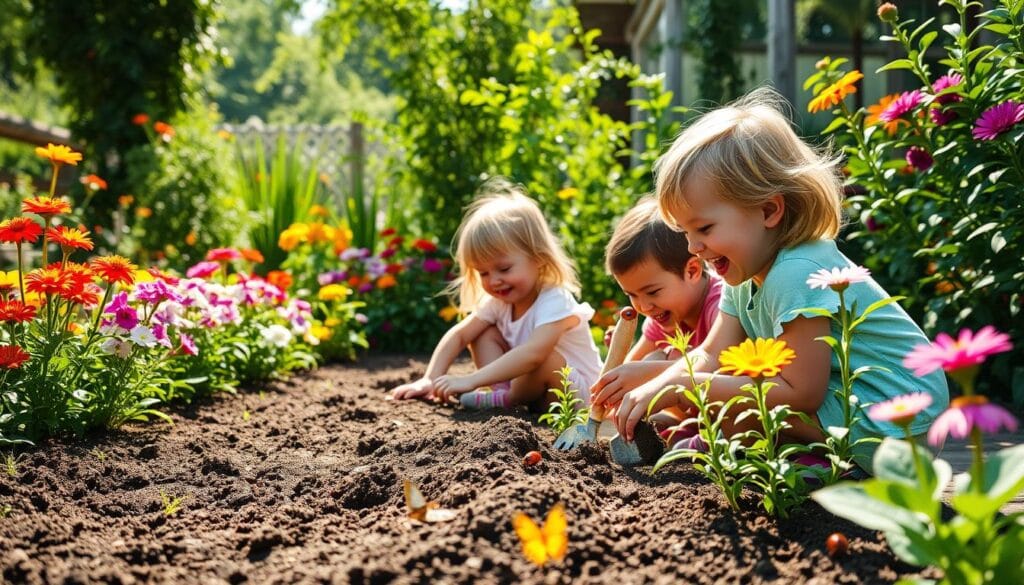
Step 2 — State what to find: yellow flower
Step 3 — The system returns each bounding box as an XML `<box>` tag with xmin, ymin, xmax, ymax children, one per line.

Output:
<box><xmin>318</xmin><ymin>284</ymin><xmax>351</xmax><ymax>302</ymax></box>
<box><xmin>309</xmin><ymin>204</ymin><xmax>330</xmax><ymax>217</ymax></box>
<box><xmin>808</xmin><ymin>71</ymin><xmax>863</xmax><ymax>113</ymax></box>
<box><xmin>556</xmin><ymin>187</ymin><xmax>579</xmax><ymax>200</ymax></box>
<box><xmin>332</xmin><ymin>224</ymin><xmax>353</xmax><ymax>255</ymax></box>
<box><xmin>718</xmin><ymin>338</ymin><xmax>795</xmax><ymax>379</ymax></box>
<box><xmin>865</xmin><ymin>93</ymin><xmax>907</xmax><ymax>136</ymax></box>
<box><xmin>67</xmin><ymin>322</ymin><xmax>84</xmax><ymax>335</ymax></box>
<box><xmin>439</xmin><ymin>305</ymin><xmax>462</xmax><ymax>322</ymax></box>
<box><xmin>325</xmin><ymin>317</ymin><xmax>341</xmax><ymax>327</ymax></box>
<box><xmin>133</xmin><ymin>269</ymin><xmax>155</xmax><ymax>284</ymax></box>
<box><xmin>0</xmin><ymin>270</ymin><xmax>19</xmax><ymax>291</ymax></box>
<box><xmin>311</xmin><ymin>324</ymin><xmax>333</xmax><ymax>341</ymax></box>
<box><xmin>34</xmin><ymin>143</ymin><xmax>82</xmax><ymax>166</ymax></box>
<box><xmin>278</xmin><ymin>223</ymin><xmax>310</xmax><ymax>251</ymax></box>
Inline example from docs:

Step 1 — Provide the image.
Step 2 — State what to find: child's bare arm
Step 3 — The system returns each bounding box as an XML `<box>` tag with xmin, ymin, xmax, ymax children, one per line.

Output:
<box><xmin>391</xmin><ymin>316</ymin><xmax>491</xmax><ymax>399</ymax></box>
<box><xmin>625</xmin><ymin>336</ymin><xmax>659</xmax><ymax>362</ymax></box>
<box><xmin>433</xmin><ymin>316</ymin><xmax>577</xmax><ymax>398</ymax></box>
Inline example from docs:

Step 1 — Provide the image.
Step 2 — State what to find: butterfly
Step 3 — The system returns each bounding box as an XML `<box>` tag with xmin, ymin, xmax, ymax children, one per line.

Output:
<box><xmin>402</xmin><ymin>479</ymin><xmax>457</xmax><ymax>523</ymax></box>
<box><xmin>512</xmin><ymin>502</ymin><xmax>568</xmax><ymax>566</ymax></box>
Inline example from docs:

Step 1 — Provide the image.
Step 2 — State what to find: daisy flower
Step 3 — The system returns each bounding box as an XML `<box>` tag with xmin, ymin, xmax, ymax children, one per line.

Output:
<box><xmin>972</xmin><ymin>100</ymin><xmax>1024</xmax><ymax>140</ymax></box>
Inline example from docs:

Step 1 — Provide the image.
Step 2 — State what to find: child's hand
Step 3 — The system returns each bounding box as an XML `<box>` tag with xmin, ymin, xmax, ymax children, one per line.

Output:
<box><xmin>603</xmin><ymin>325</ymin><xmax>615</xmax><ymax>347</ymax></box>
<box><xmin>432</xmin><ymin>375</ymin><xmax>477</xmax><ymax>402</ymax></box>
<box><xmin>391</xmin><ymin>377</ymin><xmax>435</xmax><ymax>400</ymax></box>
<box><xmin>590</xmin><ymin>362</ymin><xmax>667</xmax><ymax>410</ymax></box>
<box><xmin>613</xmin><ymin>380</ymin><xmax>678</xmax><ymax>442</ymax></box>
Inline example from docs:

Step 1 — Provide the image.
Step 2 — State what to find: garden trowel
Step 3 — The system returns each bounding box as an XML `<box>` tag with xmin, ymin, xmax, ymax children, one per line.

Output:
<box><xmin>554</xmin><ymin>308</ymin><xmax>639</xmax><ymax>453</ymax></box>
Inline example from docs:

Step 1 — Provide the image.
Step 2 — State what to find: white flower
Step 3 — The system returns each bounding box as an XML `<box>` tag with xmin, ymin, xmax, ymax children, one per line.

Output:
<box><xmin>806</xmin><ymin>266</ymin><xmax>871</xmax><ymax>292</ymax></box>
<box><xmin>100</xmin><ymin>337</ymin><xmax>132</xmax><ymax>358</ymax></box>
<box><xmin>260</xmin><ymin>324</ymin><xmax>293</xmax><ymax>348</ymax></box>
<box><xmin>129</xmin><ymin>325</ymin><xmax>158</xmax><ymax>348</ymax></box>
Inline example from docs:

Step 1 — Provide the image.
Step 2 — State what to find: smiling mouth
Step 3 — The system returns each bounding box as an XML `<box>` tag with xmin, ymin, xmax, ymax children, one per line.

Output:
<box><xmin>651</xmin><ymin>310</ymin><xmax>671</xmax><ymax>324</ymax></box>
<box><xmin>493</xmin><ymin>287</ymin><xmax>511</xmax><ymax>297</ymax></box>
<box><xmin>708</xmin><ymin>256</ymin><xmax>729</xmax><ymax>276</ymax></box>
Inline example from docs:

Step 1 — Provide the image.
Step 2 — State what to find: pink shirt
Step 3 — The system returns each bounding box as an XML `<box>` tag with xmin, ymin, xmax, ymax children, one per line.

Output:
<box><xmin>641</xmin><ymin>276</ymin><xmax>723</xmax><ymax>354</ymax></box>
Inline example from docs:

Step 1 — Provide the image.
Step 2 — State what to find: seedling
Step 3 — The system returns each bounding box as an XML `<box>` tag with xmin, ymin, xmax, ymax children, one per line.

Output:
<box><xmin>538</xmin><ymin>366</ymin><xmax>587</xmax><ymax>437</ymax></box>
<box><xmin>3</xmin><ymin>452</ymin><xmax>18</xmax><ymax>477</ymax></box>
<box><xmin>0</xmin><ymin>504</ymin><xmax>12</xmax><ymax>518</ymax></box>
<box><xmin>91</xmin><ymin>448</ymin><xmax>108</xmax><ymax>461</ymax></box>
<box><xmin>159</xmin><ymin>490</ymin><xmax>189</xmax><ymax>516</ymax></box>
<box><xmin>242</xmin><ymin>409</ymin><xmax>251</xmax><ymax>421</ymax></box>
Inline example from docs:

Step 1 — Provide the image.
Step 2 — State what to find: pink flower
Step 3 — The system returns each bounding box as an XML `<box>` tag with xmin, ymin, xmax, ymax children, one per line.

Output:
<box><xmin>179</xmin><ymin>332</ymin><xmax>198</xmax><ymax>356</ymax></box>
<box><xmin>879</xmin><ymin>90</ymin><xmax>924</xmax><ymax>122</ymax></box>
<box><xmin>931</xmin><ymin>108</ymin><xmax>957</xmax><ymax>126</ymax></box>
<box><xmin>903</xmin><ymin>326</ymin><xmax>1013</xmax><ymax>377</ymax></box>
<box><xmin>186</xmin><ymin>261</ymin><xmax>220</xmax><ymax>279</ymax></box>
<box><xmin>931</xmin><ymin>74</ymin><xmax>963</xmax><ymax>105</ymax></box>
<box><xmin>206</xmin><ymin>248</ymin><xmax>242</xmax><ymax>262</ymax></box>
<box><xmin>806</xmin><ymin>265</ymin><xmax>871</xmax><ymax>292</ymax></box>
<box><xmin>972</xmin><ymin>100</ymin><xmax>1024</xmax><ymax>140</ymax></box>
<box><xmin>927</xmin><ymin>395</ymin><xmax>1018</xmax><ymax>447</ymax></box>
<box><xmin>422</xmin><ymin>258</ymin><xmax>444</xmax><ymax>273</ymax></box>
<box><xmin>905</xmin><ymin>146</ymin><xmax>933</xmax><ymax>171</ymax></box>
<box><xmin>868</xmin><ymin>392</ymin><xmax>933</xmax><ymax>427</ymax></box>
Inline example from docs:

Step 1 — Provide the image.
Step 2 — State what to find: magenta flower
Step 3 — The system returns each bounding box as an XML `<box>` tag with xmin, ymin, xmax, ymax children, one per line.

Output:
<box><xmin>930</xmin><ymin>108</ymin><xmax>957</xmax><ymax>126</ymax></box>
<box><xmin>931</xmin><ymin>74</ymin><xmax>963</xmax><ymax>105</ymax></box>
<box><xmin>423</xmin><ymin>258</ymin><xmax>444</xmax><ymax>273</ymax></box>
<box><xmin>179</xmin><ymin>332</ymin><xmax>198</xmax><ymax>356</ymax></box>
<box><xmin>972</xmin><ymin>100</ymin><xmax>1024</xmax><ymax>140</ymax></box>
<box><xmin>880</xmin><ymin>90</ymin><xmax>924</xmax><ymax>122</ymax></box>
<box><xmin>927</xmin><ymin>395</ymin><xmax>1019</xmax><ymax>447</ymax></box>
<box><xmin>903</xmin><ymin>326</ymin><xmax>1013</xmax><ymax>377</ymax></box>
<box><xmin>806</xmin><ymin>265</ymin><xmax>871</xmax><ymax>292</ymax></box>
<box><xmin>186</xmin><ymin>261</ymin><xmax>220</xmax><ymax>279</ymax></box>
<box><xmin>905</xmin><ymin>146</ymin><xmax>934</xmax><ymax>171</ymax></box>
<box><xmin>105</xmin><ymin>292</ymin><xmax>139</xmax><ymax>330</ymax></box>
<box><xmin>868</xmin><ymin>392</ymin><xmax>934</xmax><ymax>427</ymax></box>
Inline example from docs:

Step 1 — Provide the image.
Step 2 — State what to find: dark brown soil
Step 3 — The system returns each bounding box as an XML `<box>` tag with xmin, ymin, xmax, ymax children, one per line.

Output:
<box><xmin>0</xmin><ymin>356</ymin><xmax>935</xmax><ymax>584</ymax></box>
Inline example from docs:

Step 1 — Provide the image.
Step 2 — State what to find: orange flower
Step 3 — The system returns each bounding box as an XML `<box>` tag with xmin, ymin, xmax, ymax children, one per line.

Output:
<box><xmin>153</xmin><ymin>121</ymin><xmax>175</xmax><ymax>137</ymax></box>
<box><xmin>185</xmin><ymin>231</ymin><xmax>198</xmax><ymax>246</ymax></box>
<box><xmin>47</xmin><ymin>226</ymin><xmax>94</xmax><ymax>252</ymax></box>
<box><xmin>118</xmin><ymin>194</ymin><xmax>134</xmax><ymax>207</ymax></box>
<box><xmin>34</xmin><ymin>143</ymin><xmax>82</xmax><ymax>166</ymax></box>
<box><xmin>808</xmin><ymin>71</ymin><xmax>863</xmax><ymax>113</ymax></box>
<box><xmin>0</xmin><ymin>345</ymin><xmax>31</xmax><ymax>369</ymax></box>
<box><xmin>25</xmin><ymin>266</ymin><xmax>66</xmax><ymax>295</ymax></box>
<box><xmin>0</xmin><ymin>300</ymin><xmax>37</xmax><ymax>323</ymax></box>
<box><xmin>266</xmin><ymin>270</ymin><xmax>293</xmax><ymax>291</ymax></box>
<box><xmin>241</xmin><ymin>248</ymin><xmax>264</xmax><ymax>263</ymax></box>
<box><xmin>22</xmin><ymin>196</ymin><xmax>72</xmax><ymax>219</ymax></box>
<box><xmin>132</xmin><ymin>113</ymin><xmax>150</xmax><ymax>126</ymax></box>
<box><xmin>136</xmin><ymin>207</ymin><xmax>153</xmax><ymax>218</ymax></box>
<box><xmin>377</xmin><ymin>274</ymin><xmax>398</xmax><ymax>289</ymax></box>
<box><xmin>309</xmin><ymin>204</ymin><xmax>330</xmax><ymax>217</ymax></box>
<box><xmin>0</xmin><ymin>217</ymin><xmax>43</xmax><ymax>244</ymax></box>
<box><xmin>80</xmin><ymin>174</ymin><xmax>108</xmax><ymax>191</ymax></box>
<box><xmin>90</xmin><ymin>255</ymin><xmax>137</xmax><ymax>286</ymax></box>
<box><xmin>865</xmin><ymin>93</ymin><xmax>908</xmax><ymax>135</ymax></box>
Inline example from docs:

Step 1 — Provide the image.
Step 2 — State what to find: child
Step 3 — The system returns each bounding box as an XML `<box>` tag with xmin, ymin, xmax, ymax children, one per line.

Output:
<box><xmin>390</xmin><ymin>178</ymin><xmax>602</xmax><ymax>410</ymax></box>
<box><xmin>593</xmin><ymin>88</ymin><xmax>949</xmax><ymax>473</ymax></box>
<box><xmin>591</xmin><ymin>197</ymin><xmax>722</xmax><ymax>440</ymax></box>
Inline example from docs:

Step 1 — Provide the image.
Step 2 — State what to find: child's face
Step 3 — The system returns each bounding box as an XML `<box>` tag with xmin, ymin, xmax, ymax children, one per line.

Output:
<box><xmin>473</xmin><ymin>249</ymin><xmax>542</xmax><ymax>312</ymax></box>
<box><xmin>615</xmin><ymin>258</ymin><xmax>706</xmax><ymax>329</ymax></box>
<box><xmin>668</xmin><ymin>172</ymin><xmax>784</xmax><ymax>286</ymax></box>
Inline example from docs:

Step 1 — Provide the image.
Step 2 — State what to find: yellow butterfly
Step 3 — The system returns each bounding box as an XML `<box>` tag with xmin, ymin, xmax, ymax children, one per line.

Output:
<box><xmin>402</xmin><ymin>479</ymin><xmax>456</xmax><ymax>523</ymax></box>
<box><xmin>512</xmin><ymin>503</ymin><xmax>568</xmax><ymax>566</ymax></box>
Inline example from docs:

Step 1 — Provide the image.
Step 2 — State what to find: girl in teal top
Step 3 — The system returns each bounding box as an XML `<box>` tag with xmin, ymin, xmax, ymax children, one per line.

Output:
<box><xmin>593</xmin><ymin>87</ymin><xmax>948</xmax><ymax>473</ymax></box>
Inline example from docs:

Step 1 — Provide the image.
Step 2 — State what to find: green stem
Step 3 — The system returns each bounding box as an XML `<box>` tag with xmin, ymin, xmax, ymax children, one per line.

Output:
<box><xmin>903</xmin><ymin>425</ymin><xmax>929</xmax><ymax>492</ymax></box>
<box><xmin>15</xmin><ymin>243</ymin><xmax>25</xmax><ymax>302</ymax></box>
<box><xmin>969</xmin><ymin>427</ymin><xmax>985</xmax><ymax>495</ymax></box>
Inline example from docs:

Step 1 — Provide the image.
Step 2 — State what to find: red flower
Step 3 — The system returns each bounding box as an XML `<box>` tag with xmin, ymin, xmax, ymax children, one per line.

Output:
<box><xmin>0</xmin><ymin>217</ymin><xmax>43</xmax><ymax>244</ymax></box>
<box><xmin>380</xmin><ymin>227</ymin><xmax>397</xmax><ymax>237</ymax></box>
<box><xmin>0</xmin><ymin>345</ymin><xmax>30</xmax><ymax>369</ymax></box>
<box><xmin>80</xmin><ymin>174</ymin><xmax>108</xmax><ymax>191</ymax></box>
<box><xmin>63</xmin><ymin>282</ymin><xmax>101</xmax><ymax>307</ymax></box>
<box><xmin>25</xmin><ymin>266</ymin><xmax>66</xmax><ymax>296</ymax></box>
<box><xmin>0</xmin><ymin>300</ymin><xmax>37</xmax><ymax>323</ymax></box>
<box><xmin>153</xmin><ymin>121</ymin><xmax>175</xmax><ymax>137</ymax></box>
<box><xmin>132</xmin><ymin>113</ymin><xmax>150</xmax><ymax>126</ymax></box>
<box><xmin>385</xmin><ymin>263</ymin><xmax>404</xmax><ymax>275</ymax></box>
<box><xmin>388</xmin><ymin>236</ymin><xmax>404</xmax><ymax>248</ymax></box>
<box><xmin>22</xmin><ymin>196</ymin><xmax>72</xmax><ymax>218</ymax></box>
<box><xmin>47</xmin><ymin>226</ymin><xmax>94</xmax><ymax>252</ymax></box>
<box><xmin>412</xmin><ymin>239</ymin><xmax>437</xmax><ymax>253</ymax></box>
<box><xmin>266</xmin><ymin>270</ymin><xmax>292</xmax><ymax>291</ymax></box>
<box><xmin>90</xmin><ymin>255</ymin><xmax>137</xmax><ymax>286</ymax></box>
<box><xmin>206</xmin><ymin>248</ymin><xmax>242</xmax><ymax>262</ymax></box>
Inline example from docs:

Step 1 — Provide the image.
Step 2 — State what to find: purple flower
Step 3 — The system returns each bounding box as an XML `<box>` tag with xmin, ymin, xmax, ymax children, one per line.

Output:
<box><xmin>905</xmin><ymin>146</ymin><xmax>934</xmax><ymax>171</ymax></box>
<box><xmin>186</xmin><ymin>261</ymin><xmax>220</xmax><ymax>279</ymax></box>
<box><xmin>339</xmin><ymin>247</ymin><xmax>370</xmax><ymax>261</ymax></box>
<box><xmin>380</xmin><ymin>248</ymin><xmax>397</xmax><ymax>259</ymax></box>
<box><xmin>358</xmin><ymin>282</ymin><xmax>373</xmax><ymax>294</ymax></box>
<box><xmin>134</xmin><ymin>280</ymin><xmax>184</xmax><ymax>305</ymax></box>
<box><xmin>930</xmin><ymin>108</ymin><xmax>958</xmax><ymax>126</ymax></box>
<box><xmin>423</xmin><ymin>258</ymin><xmax>444</xmax><ymax>273</ymax></box>
<box><xmin>880</xmin><ymin>90</ymin><xmax>924</xmax><ymax>122</ymax></box>
<box><xmin>865</xmin><ymin>216</ymin><xmax>884</xmax><ymax>232</ymax></box>
<box><xmin>179</xmin><ymin>332</ymin><xmax>198</xmax><ymax>356</ymax></box>
<box><xmin>151</xmin><ymin>323</ymin><xmax>173</xmax><ymax>349</ymax></box>
<box><xmin>317</xmin><ymin>270</ymin><xmax>348</xmax><ymax>286</ymax></box>
<box><xmin>354</xmin><ymin>313</ymin><xmax>368</xmax><ymax>324</ymax></box>
<box><xmin>104</xmin><ymin>292</ymin><xmax>139</xmax><ymax>330</ymax></box>
<box><xmin>972</xmin><ymin>100</ymin><xmax>1024</xmax><ymax>140</ymax></box>
<box><xmin>927</xmin><ymin>395</ymin><xmax>1019</xmax><ymax>447</ymax></box>
<box><xmin>931</xmin><ymin>73</ymin><xmax>963</xmax><ymax>105</ymax></box>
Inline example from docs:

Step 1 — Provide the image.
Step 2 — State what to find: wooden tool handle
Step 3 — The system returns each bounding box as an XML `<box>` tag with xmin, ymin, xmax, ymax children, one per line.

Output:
<box><xmin>591</xmin><ymin>307</ymin><xmax>638</xmax><ymax>422</ymax></box>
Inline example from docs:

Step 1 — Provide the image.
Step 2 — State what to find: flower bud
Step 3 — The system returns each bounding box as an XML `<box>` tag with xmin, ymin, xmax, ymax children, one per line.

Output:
<box><xmin>814</xmin><ymin>57</ymin><xmax>830</xmax><ymax>71</ymax></box>
<box><xmin>877</xmin><ymin>2</ymin><xmax>898</xmax><ymax>23</ymax></box>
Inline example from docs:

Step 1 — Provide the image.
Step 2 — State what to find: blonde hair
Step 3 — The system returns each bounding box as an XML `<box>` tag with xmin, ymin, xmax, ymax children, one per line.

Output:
<box><xmin>606</xmin><ymin>196</ymin><xmax>695</xmax><ymax>277</ymax></box>
<box><xmin>654</xmin><ymin>86</ymin><xmax>844</xmax><ymax>249</ymax></box>
<box><xmin>449</xmin><ymin>178</ymin><xmax>580</xmax><ymax>312</ymax></box>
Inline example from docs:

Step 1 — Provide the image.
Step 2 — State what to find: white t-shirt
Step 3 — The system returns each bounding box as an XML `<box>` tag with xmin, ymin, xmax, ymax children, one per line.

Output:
<box><xmin>474</xmin><ymin>286</ymin><xmax>602</xmax><ymax>401</ymax></box>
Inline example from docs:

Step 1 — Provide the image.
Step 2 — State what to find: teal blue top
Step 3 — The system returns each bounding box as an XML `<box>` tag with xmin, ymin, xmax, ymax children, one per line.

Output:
<box><xmin>718</xmin><ymin>239</ymin><xmax>949</xmax><ymax>472</ymax></box>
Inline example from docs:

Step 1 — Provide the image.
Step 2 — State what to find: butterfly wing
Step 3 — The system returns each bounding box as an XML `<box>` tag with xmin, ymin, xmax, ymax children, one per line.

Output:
<box><xmin>541</xmin><ymin>503</ymin><xmax>567</xmax><ymax>562</ymax></box>
<box><xmin>512</xmin><ymin>512</ymin><xmax>549</xmax><ymax>565</ymax></box>
<box><xmin>403</xmin><ymin>479</ymin><xmax>428</xmax><ymax>522</ymax></box>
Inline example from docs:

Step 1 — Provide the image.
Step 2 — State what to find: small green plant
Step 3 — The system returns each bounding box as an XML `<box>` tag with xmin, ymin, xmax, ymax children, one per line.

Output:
<box><xmin>3</xmin><ymin>452</ymin><xmax>19</xmax><ymax>477</ymax></box>
<box><xmin>0</xmin><ymin>504</ymin><xmax>12</xmax><ymax>518</ymax></box>
<box><xmin>159</xmin><ymin>490</ymin><xmax>189</xmax><ymax>516</ymax></box>
<box><xmin>242</xmin><ymin>409</ymin><xmax>251</xmax><ymax>422</ymax></box>
<box><xmin>538</xmin><ymin>366</ymin><xmax>588</xmax><ymax>437</ymax></box>
<box><xmin>90</xmin><ymin>448</ymin><xmax>107</xmax><ymax>462</ymax></box>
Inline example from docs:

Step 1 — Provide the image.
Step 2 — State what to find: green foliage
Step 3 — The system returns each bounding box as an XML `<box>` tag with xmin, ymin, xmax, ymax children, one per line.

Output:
<box><xmin>25</xmin><ymin>0</ymin><xmax>222</xmax><ymax>220</ymax></box>
<box><xmin>538</xmin><ymin>365</ymin><xmax>588</xmax><ymax>437</ymax></box>
<box><xmin>320</xmin><ymin>0</ymin><xmax>679</xmax><ymax>305</ymax></box>
<box><xmin>123</xmin><ymin>103</ymin><xmax>246</xmax><ymax>271</ymax></box>
<box><xmin>159</xmin><ymin>490</ymin><xmax>188</xmax><ymax>516</ymax></box>
<box><xmin>805</xmin><ymin>0</ymin><xmax>1024</xmax><ymax>405</ymax></box>
<box><xmin>690</xmin><ymin>0</ymin><xmax>748</xmax><ymax>103</ymax></box>
<box><xmin>233</xmin><ymin>133</ymin><xmax>325</xmax><ymax>273</ymax></box>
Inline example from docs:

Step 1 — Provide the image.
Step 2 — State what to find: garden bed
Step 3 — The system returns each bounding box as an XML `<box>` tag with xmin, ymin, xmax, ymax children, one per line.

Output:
<box><xmin>0</xmin><ymin>356</ymin><xmax>935</xmax><ymax>584</ymax></box>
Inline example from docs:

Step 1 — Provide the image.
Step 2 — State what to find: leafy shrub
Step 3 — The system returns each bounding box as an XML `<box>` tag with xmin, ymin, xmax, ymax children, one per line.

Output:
<box><xmin>805</xmin><ymin>0</ymin><xmax>1024</xmax><ymax>404</ymax></box>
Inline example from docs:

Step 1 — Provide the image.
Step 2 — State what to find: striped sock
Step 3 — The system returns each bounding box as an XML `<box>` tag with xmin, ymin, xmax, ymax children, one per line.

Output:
<box><xmin>459</xmin><ymin>388</ymin><xmax>510</xmax><ymax>410</ymax></box>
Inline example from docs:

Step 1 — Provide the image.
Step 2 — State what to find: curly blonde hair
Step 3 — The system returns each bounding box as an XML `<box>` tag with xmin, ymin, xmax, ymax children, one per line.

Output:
<box><xmin>655</xmin><ymin>87</ymin><xmax>844</xmax><ymax>249</ymax></box>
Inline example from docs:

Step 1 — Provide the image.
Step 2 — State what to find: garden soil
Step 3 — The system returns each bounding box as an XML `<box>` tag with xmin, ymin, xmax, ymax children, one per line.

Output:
<box><xmin>0</xmin><ymin>356</ymin><xmax>939</xmax><ymax>584</ymax></box>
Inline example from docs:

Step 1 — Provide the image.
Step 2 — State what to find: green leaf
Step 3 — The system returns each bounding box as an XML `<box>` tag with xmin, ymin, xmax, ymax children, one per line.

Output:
<box><xmin>812</xmin><ymin>482</ymin><xmax>928</xmax><ymax>534</ymax></box>
<box><xmin>952</xmin><ymin>444</ymin><xmax>1024</xmax><ymax>520</ymax></box>
<box><xmin>877</xmin><ymin>59</ymin><xmax>916</xmax><ymax>73</ymax></box>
